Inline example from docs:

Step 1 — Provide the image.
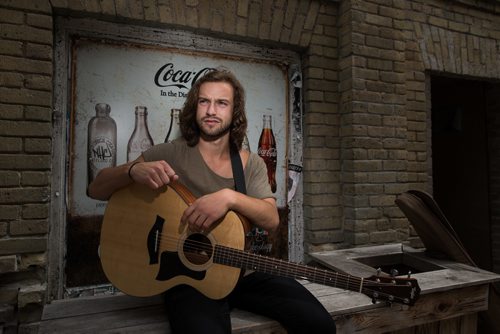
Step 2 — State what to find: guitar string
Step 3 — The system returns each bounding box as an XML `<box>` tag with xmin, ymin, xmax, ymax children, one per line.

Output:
<box><xmin>154</xmin><ymin>233</ymin><xmax>363</xmax><ymax>285</ymax></box>
<box><xmin>196</xmin><ymin>242</ymin><xmax>410</xmax><ymax>304</ymax></box>
<box><xmin>147</xmin><ymin>233</ymin><xmax>414</xmax><ymax>303</ymax></box>
<box><xmin>214</xmin><ymin>243</ymin><xmax>412</xmax><ymax>303</ymax></box>
<box><xmin>157</xmin><ymin>233</ymin><xmax>398</xmax><ymax>288</ymax></box>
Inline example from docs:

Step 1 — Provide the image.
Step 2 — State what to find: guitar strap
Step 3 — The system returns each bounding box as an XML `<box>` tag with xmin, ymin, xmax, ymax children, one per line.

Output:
<box><xmin>230</xmin><ymin>141</ymin><xmax>272</xmax><ymax>256</ymax></box>
<box><xmin>230</xmin><ymin>142</ymin><xmax>246</xmax><ymax>194</ymax></box>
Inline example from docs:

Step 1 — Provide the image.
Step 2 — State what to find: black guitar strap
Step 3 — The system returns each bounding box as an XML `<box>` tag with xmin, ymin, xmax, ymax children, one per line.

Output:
<box><xmin>230</xmin><ymin>142</ymin><xmax>246</xmax><ymax>194</ymax></box>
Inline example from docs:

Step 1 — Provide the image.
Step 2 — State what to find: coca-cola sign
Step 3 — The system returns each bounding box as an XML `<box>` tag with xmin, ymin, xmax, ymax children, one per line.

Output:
<box><xmin>71</xmin><ymin>41</ymin><xmax>289</xmax><ymax>215</ymax></box>
<box><xmin>154</xmin><ymin>63</ymin><xmax>214</xmax><ymax>90</ymax></box>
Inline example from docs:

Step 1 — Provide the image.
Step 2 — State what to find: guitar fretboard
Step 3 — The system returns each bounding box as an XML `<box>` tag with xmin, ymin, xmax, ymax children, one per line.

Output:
<box><xmin>214</xmin><ymin>245</ymin><xmax>364</xmax><ymax>293</ymax></box>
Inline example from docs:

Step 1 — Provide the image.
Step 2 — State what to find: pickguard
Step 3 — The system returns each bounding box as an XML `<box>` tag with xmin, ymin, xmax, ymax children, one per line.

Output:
<box><xmin>156</xmin><ymin>251</ymin><xmax>206</xmax><ymax>281</ymax></box>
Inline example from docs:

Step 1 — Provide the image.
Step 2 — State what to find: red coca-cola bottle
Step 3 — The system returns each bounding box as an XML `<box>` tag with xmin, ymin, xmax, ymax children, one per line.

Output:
<box><xmin>258</xmin><ymin>115</ymin><xmax>277</xmax><ymax>193</ymax></box>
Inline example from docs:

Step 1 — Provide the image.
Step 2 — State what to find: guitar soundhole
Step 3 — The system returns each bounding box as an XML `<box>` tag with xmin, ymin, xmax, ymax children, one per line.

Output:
<box><xmin>183</xmin><ymin>233</ymin><xmax>213</xmax><ymax>265</ymax></box>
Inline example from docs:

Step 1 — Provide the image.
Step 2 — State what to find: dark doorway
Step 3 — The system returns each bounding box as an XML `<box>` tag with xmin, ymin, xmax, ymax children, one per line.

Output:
<box><xmin>431</xmin><ymin>75</ymin><xmax>492</xmax><ymax>270</ymax></box>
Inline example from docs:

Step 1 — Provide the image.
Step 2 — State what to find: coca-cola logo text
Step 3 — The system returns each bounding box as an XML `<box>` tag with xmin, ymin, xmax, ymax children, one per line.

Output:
<box><xmin>258</xmin><ymin>147</ymin><xmax>277</xmax><ymax>158</ymax></box>
<box><xmin>154</xmin><ymin>63</ymin><xmax>215</xmax><ymax>90</ymax></box>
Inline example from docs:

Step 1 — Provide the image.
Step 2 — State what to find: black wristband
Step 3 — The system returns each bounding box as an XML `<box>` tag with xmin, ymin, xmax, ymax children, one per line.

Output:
<box><xmin>128</xmin><ymin>162</ymin><xmax>140</xmax><ymax>179</ymax></box>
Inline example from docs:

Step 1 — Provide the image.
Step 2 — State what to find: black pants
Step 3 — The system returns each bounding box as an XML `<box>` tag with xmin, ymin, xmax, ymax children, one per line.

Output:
<box><xmin>164</xmin><ymin>272</ymin><xmax>337</xmax><ymax>334</ymax></box>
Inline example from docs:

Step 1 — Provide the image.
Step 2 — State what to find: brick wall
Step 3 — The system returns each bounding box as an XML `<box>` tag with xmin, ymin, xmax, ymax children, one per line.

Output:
<box><xmin>1</xmin><ymin>0</ymin><xmax>500</xmax><ymax>332</ymax></box>
<box><xmin>336</xmin><ymin>0</ymin><xmax>411</xmax><ymax>250</ymax></box>
<box><xmin>0</xmin><ymin>0</ymin><xmax>338</xmax><ymax>331</ymax></box>
<box><xmin>331</xmin><ymin>0</ymin><xmax>500</xmax><ymax>252</ymax></box>
<box><xmin>405</xmin><ymin>0</ymin><xmax>500</xmax><ymax>259</ymax></box>
<box><xmin>0</xmin><ymin>1</ymin><xmax>53</xmax><ymax>332</ymax></box>
<box><xmin>302</xmin><ymin>2</ymin><xmax>341</xmax><ymax>252</ymax></box>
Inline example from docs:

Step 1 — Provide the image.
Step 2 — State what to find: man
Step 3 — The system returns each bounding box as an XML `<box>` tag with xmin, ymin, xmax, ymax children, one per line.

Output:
<box><xmin>88</xmin><ymin>69</ymin><xmax>336</xmax><ymax>334</ymax></box>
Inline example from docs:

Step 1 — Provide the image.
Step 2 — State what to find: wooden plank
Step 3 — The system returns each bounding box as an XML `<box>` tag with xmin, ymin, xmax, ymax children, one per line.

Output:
<box><xmin>334</xmin><ymin>285</ymin><xmax>488</xmax><ymax>334</ymax></box>
<box><xmin>414</xmin><ymin>266</ymin><xmax>500</xmax><ymax>294</ymax></box>
<box><xmin>39</xmin><ymin>304</ymin><xmax>168</xmax><ymax>334</ymax></box>
<box><xmin>41</xmin><ymin>306</ymin><xmax>286</xmax><ymax>334</ymax></box>
<box><xmin>459</xmin><ymin>313</ymin><xmax>477</xmax><ymax>334</ymax></box>
<box><xmin>231</xmin><ymin>309</ymin><xmax>284</xmax><ymax>333</ymax></box>
<box><xmin>414</xmin><ymin>321</ymin><xmax>439</xmax><ymax>334</ymax></box>
<box><xmin>99</xmin><ymin>322</ymin><xmax>170</xmax><ymax>334</ymax></box>
<box><xmin>311</xmin><ymin>251</ymin><xmax>381</xmax><ymax>278</ymax></box>
<box><xmin>235</xmin><ymin>327</ymin><xmax>285</xmax><ymax>334</ymax></box>
<box><xmin>303</xmin><ymin>283</ymin><xmax>352</xmax><ymax>298</ymax></box>
<box><xmin>311</xmin><ymin>244</ymin><xmax>500</xmax><ymax>295</ymax></box>
<box><xmin>390</xmin><ymin>327</ymin><xmax>415</xmax><ymax>334</ymax></box>
<box><xmin>439</xmin><ymin>317</ymin><xmax>460</xmax><ymax>334</ymax></box>
<box><xmin>41</xmin><ymin>294</ymin><xmax>163</xmax><ymax>320</ymax></box>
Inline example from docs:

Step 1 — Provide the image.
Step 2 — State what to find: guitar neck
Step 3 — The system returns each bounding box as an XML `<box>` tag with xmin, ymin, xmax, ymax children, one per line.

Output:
<box><xmin>214</xmin><ymin>245</ymin><xmax>364</xmax><ymax>293</ymax></box>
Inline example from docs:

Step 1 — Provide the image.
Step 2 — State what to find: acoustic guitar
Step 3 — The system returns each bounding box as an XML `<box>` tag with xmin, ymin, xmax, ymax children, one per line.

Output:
<box><xmin>100</xmin><ymin>181</ymin><xmax>420</xmax><ymax>305</ymax></box>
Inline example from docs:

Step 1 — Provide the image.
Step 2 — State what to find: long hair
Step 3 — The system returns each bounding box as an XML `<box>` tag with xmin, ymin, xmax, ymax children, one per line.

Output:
<box><xmin>179</xmin><ymin>68</ymin><xmax>247</xmax><ymax>150</ymax></box>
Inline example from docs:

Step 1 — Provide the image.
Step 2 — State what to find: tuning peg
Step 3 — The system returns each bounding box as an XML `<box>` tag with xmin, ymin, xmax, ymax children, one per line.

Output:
<box><xmin>376</xmin><ymin>268</ymin><xmax>382</xmax><ymax>276</ymax></box>
<box><xmin>407</xmin><ymin>271</ymin><xmax>412</xmax><ymax>278</ymax></box>
<box><xmin>390</xmin><ymin>269</ymin><xmax>399</xmax><ymax>277</ymax></box>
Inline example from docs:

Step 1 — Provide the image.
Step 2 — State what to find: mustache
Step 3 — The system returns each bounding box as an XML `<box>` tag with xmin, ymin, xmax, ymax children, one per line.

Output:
<box><xmin>202</xmin><ymin>116</ymin><xmax>222</xmax><ymax>122</ymax></box>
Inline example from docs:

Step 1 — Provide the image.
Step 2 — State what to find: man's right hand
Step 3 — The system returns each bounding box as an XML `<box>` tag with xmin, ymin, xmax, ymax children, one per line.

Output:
<box><xmin>87</xmin><ymin>156</ymin><xmax>179</xmax><ymax>201</ymax></box>
<box><xmin>129</xmin><ymin>160</ymin><xmax>179</xmax><ymax>189</ymax></box>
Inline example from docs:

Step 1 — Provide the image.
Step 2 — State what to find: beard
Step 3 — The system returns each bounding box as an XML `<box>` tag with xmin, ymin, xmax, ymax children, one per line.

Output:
<box><xmin>198</xmin><ymin>117</ymin><xmax>231</xmax><ymax>141</ymax></box>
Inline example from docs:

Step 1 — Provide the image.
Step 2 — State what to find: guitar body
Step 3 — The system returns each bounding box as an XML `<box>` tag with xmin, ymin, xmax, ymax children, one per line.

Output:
<box><xmin>100</xmin><ymin>182</ymin><xmax>246</xmax><ymax>299</ymax></box>
<box><xmin>101</xmin><ymin>182</ymin><xmax>421</xmax><ymax>306</ymax></box>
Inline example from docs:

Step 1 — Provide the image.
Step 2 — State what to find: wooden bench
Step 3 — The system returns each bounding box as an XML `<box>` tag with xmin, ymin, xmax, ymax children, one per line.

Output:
<box><xmin>38</xmin><ymin>280</ymin><xmax>351</xmax><ymax>334</ymax></box>
<box><xmin>41</xmin><ymin>277</ymin><xmax>380</xmax><ymax>334</ymax></box>
<box><xmin>39</xmin><ymin>244</ymin><xmax>500</xmax><ymax>333</ymax></box>
<box><xmin>39</xmin><ymin>293</ymin><xmax>287</xmax><ymax>333</ymax></box>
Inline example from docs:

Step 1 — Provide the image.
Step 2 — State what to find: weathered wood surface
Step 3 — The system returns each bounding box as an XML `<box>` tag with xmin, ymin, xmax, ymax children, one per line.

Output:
<box><xmin>333</xmin><ymin>285</ymin><xmax>487</xmax><ymax>333</ymax></box>
<box><xmin>38</xmin><ymin>282</ymin><xmax>491</xmax><ymax>334</ymax></box>
<box><xmin>310</xmin><ymin>243</ymin><xmax>500</xmax><ymax>333</ymax></box>
<box><xmin>41</xmin><ymin>294</ymin><xmax>164</xmax><ymax>321</ymax></box>
<box><xmin>389</xmin><ymin>314</ymin><xmax>477</xmax><ymax>334</ymax></box>
<box><xmin>310</xmin><ymin>244</ymin><xmax>500</xmax><ymax>294</ymax></box>
<box><xmin>39</xmin><ymin>292</ymin><xmax>285</xmax><ymax>334</ymax></box>
<box><xmin>39</xmin><ymin>244</ymin><xmax>500</xmax><ymax>333</ymax></box>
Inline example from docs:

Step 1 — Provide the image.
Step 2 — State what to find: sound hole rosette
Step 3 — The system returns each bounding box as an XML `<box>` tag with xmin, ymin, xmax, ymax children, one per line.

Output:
<box><xmin>177</xmin><ymin>231</ymin><xmax>216</xmax><ymax>271</ymax></box>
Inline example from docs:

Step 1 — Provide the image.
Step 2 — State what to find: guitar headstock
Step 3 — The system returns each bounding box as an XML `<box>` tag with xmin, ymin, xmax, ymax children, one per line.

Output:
<box><xmin>362</xmin><ymin>274</ymin><xmax>421</xmax><ymax>306</ymax></box>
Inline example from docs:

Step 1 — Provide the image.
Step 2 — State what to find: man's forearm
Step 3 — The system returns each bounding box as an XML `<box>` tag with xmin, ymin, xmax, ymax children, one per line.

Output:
<box><xmin>87</xmin><ymin>162</ymin><xmax>136</xmax><ymax>201</ymax></box>
<box><xmin>228</xmin><ymin>191</ymin><xmax>279</xmax><ymax>232</ymax></box>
